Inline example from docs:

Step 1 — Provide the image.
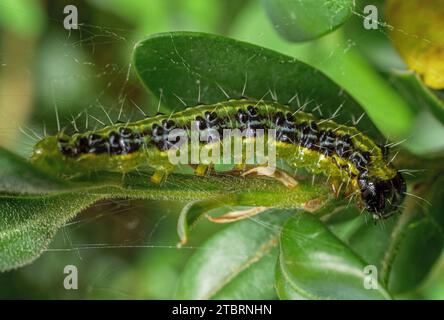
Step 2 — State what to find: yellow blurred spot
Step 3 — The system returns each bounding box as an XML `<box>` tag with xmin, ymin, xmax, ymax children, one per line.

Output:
<box><xmin>194</xmin><ymin>164</ymin><xmax>209</xmax><ymax>176</ymax></box>
<box><xmin>386</xmin><ymin>0</ymin><xmax>444</xmax><ymax>89</ymax></box>
<box><xmin>150</xmin><ymin>170</ymin><xmax>166</xmax><ymax>184</ymax></box>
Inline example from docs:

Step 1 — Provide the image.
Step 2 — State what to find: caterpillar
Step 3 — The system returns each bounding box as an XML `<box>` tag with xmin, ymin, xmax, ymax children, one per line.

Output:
<box><xmin>30</xmin><ymin>99</ymin><xmax>406</xmax><ymax>218</ymax></box>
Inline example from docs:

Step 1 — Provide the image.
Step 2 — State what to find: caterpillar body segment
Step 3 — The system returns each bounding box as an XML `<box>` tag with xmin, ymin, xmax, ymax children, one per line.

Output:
<box><xmin>30</xmin><ymin>99</ymin><xmax>406</xmax><ymax>218</ymax></box>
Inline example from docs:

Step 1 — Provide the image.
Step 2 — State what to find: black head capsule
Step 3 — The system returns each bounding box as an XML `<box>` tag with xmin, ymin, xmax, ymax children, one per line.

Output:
<box><xmin>389</xmin><ymin>172</ymin><xmax>407</xmax><ymax>207</ymax></box>
<box><xmin>379</xmin><ymin>144</ymin><xmax>390</xmax><ymax>160</ymax></box>
<box><xmin>358</xmin><ymin>171</ymin><xmax>406</xmax><ymax>219</ymax></box>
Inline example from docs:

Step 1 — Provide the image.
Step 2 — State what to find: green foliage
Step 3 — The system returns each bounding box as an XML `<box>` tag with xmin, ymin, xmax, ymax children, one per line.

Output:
<box><xmin>261</xmin><ymin>0</ymin><xmax>354</xmax><ymax>42</ymax></box>
<box><xmin>1</xmin><ymin>1</ymin><xmax>444</xmax><ymax>300</ymax></box>
<box><xmin>0</xmin><ymin>193</ymin><xmax>102</xmax><ymax>272</ymax></box>
<box><xmin>278</xmin><ymin>213</ymin><xmax>391</xmax><ymax>299</ymax></box>
<box><xmin>0</xmin><ymin>142</ymin><xmax>331</xmax><ymax>271</ymax></box>
<box><xmin>231</xmin><ymin>0</ymin><xmax>416</xmax><ymax>141</ymax></box>
<box><xmin>0</xmin><ymin>0</ymin><xmax>45</xmax><ymax>36</ymax></box>
<box><xmin>390</xmin><ymin>71</ymin><xmax>444</xmax><ymax>126</ymax></box>
<box><xmin>176</xmin><ymin>209</ymin><xmax>292</xmax><ymax>299</ymax></box>
<box><xmin>132</xmin><ymin>32</ymin><xmax>381</xmax><ymax>139</ymax></box>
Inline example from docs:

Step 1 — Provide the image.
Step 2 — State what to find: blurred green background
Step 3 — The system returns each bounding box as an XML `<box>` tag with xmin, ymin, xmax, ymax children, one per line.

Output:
<box><xmin>0</xmin><ymin>0</ymin><xmax>443</xmax><ymax>299</ymax></box>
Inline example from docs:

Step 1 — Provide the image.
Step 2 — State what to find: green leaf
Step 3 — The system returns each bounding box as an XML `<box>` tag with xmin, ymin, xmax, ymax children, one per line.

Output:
<box><xmin>275</xmin><ymin>262</ymin><xmax>307</xmax><ymax>300</ymax></box>
<box><xmin>387</xmin><ymin>217</ymin><xmax>443</xmax><ymax>294</ymax></box>
<box><xmin>390</xmin><ymin>70</ymin><xmax>444</xmax><ymax>125</ymax></box>
<box><xmin>386</xmin><ymin>0</ymin><xmax>444</xmax><ymax>90</ymax></box>
<box><xmin>0</xmin><ymin>0</ymin><xmax>45</xmax><ymax>36</ymax></box>
<box><xmin>346</xmin><ymin>216</ymin><xmax>444</xmax><ymax>295</ymax></box>
<box><xmin>383</xmin><ymin>178</ymin><xmax>444</xmax><ymax>294</ymax></box>
<box><xmin>387</xmin><ymin>70</ymin><xmax>444</xmax><ymax>154</ymax></box>
<box><xmin>0</xmin><ymin>193</ymin><xmax>103</xmax><ymax>271</ymax></box>
<box><xmin>0</xmin><ymin>146</ymin><xmax>332</xmax><ymax>271</ymax></box>
<box><xmin>340</xmin><ymin>177</ymin><xmax>444</xmax><ymax>295</ymax></box>
<box><xmin>132</xmin><ymin>31</ymin><xmax>383</xmax><ymax>140</ymax></box>
<box><xmin>0</xmin><ymin>148</ymin><xmax>67</xmax><ymax>194</ymax></box>
<box><xmin>231</xmin><ymin>2</ymin><xmax>416</xmax><ymax>140</ymax></box>
<box><xmin>176</xmin><ymin>209</ymin><xmax>293</xmax><ymax>299</ymax></box>
<box><xmin>177</xmin><ymin>202</ymin><xmax>252</xmax><ymax>246</ymax></box>
<box><xmin>343</xmin><ymin>1</ymin><xmax>406</xmax><ymax>71</ymax></box>
<box><xmin>279</xmin><ymin>213</ymin><xmax>392</xmax><ymax>299</ymax></box>
<box><xmin>261</xmin><ymin>0</ymin><xmax>354</xmax><ymax>42</ymax></box>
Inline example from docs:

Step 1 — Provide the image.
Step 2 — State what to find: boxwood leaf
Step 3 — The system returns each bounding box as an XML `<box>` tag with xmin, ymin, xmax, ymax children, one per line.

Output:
<box><xmin>133</xmin><ymin>31</ymin><xmax>383</xmax><ymax>140</ymax></box>
<box><xmin>261</xmin><ymin>0</ymin><xmax>354</xmax><ymax>42</ymax></box>
<box><xmin>0</xmin><ymin>147</ymin><xmax>332</xmax><ymax>271</ymax></box>
<box><xmin>279</xmin><ymin>213</ymin><xmax>392</xmax><ymax>299</ymax></box>
<box><xmin>176</xmin><ymin>209</ymin><xmax>293</xmax><ymax>299</ymax></box>
<box><xmin>0</xmin><ymin>193</ymin><xmax>103</xmax><ymax>271</ymax></box>
<box><xmin>346</xmin><ymin>177</ymin><xmax>444</xmax><ymax>295</ymax></box>
<box><xmin>0</xmin><ymin>148</ymin><xmax>67</xmax><ymax>194</ymax></box>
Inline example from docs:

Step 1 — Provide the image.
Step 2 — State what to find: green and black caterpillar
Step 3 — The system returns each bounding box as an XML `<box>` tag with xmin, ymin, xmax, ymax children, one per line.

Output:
<box><xmin>30</xmin><ymin>99</ymin><xmax>406</xmax><ymax>218</ymax></box>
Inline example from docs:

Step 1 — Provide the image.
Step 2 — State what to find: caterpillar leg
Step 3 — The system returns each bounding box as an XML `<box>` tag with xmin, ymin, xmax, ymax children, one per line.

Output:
<box><xmin>150</xmin><ymin>169</ymin><xmax>170</xmax><ymax>184</ymax></box>
<box><xmin>234</xmin><ymin>163</ymin><xmax>248</xmax><ymax>172</ymax></box>
<box><xmin>188</xmin><ymin>164</ymin><xmax>213</xmax><ymax>176</ymax></box>
<box><xmin>194</xmin><ymin>164</ymin><xmax>211</xmax><ymax>176</ymax></box>
<box><xmin>241</xmin><ymin>166</ymin><xmax>298</xmax><ymax>188</ymax></box>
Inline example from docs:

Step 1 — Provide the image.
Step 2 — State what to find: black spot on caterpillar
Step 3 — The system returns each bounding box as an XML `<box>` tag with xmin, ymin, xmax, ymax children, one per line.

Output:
<box><xmin>30</xmin><ymin>99</ymin><xmax>406</xmax><ymax>218</ymax></box>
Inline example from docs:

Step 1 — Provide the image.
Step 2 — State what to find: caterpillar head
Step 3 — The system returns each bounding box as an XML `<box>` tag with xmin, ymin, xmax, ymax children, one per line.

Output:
<box><xmin>358</xmin><ymin>171</ymin><xmax>406</xmax><ymax>219</ymax></box>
